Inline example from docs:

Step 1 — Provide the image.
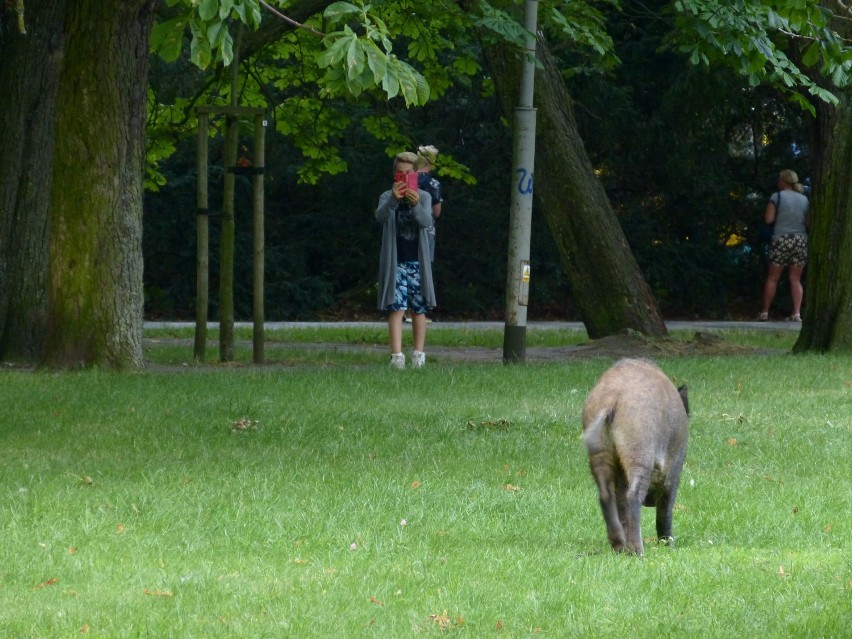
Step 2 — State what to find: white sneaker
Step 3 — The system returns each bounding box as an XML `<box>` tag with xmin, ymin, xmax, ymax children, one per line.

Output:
<box><xmin>411</xmin><ymin>350</ymin><xmax>425</xmax><ymax>368</ymax></box>
<box><xmin>390</xmin><ymin>353</ymin><xmax>405</xmax><ymax>369</ymax></box>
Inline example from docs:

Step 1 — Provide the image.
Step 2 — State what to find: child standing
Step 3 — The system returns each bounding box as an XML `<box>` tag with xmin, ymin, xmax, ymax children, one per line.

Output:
<box><xmin>376</xmin><ymin>152</ymin><xmax>436</xmax><ymax>368</ymax></box>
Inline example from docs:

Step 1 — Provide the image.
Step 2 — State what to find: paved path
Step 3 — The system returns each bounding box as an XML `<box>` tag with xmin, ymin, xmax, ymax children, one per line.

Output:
<box><xmin>146</xmin><ymin>320</ymin><xmax>801</xmax><ymax>332</ymax></box>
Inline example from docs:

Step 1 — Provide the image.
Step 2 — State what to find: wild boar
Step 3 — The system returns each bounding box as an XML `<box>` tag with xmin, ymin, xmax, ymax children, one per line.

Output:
<box><xmin>581</xmin><ymin>358</ymin><xmax>689</xmax><ymax>555</ymax></box>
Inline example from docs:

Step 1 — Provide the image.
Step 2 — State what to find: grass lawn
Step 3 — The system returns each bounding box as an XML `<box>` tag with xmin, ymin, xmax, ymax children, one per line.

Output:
<box><xmin>1</xmin><ymin>328</ymin><xmax>849</xmax><ymax>637</ymax></box>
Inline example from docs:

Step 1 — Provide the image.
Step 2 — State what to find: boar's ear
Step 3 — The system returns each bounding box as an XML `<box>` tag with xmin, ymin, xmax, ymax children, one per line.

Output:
<box><xmin>677</xmin><ymin>385</ymin><xmax>689</xmax><ymax>416</ymax></box>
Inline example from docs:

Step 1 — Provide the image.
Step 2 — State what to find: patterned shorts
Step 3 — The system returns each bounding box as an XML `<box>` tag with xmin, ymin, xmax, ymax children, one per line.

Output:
<box><xmin>385</xmin><ymin>261</ymin><xmax>428</xmax><ymax>314</ymax></box>
<box><xmin>768</xmin><ymin>233</ymin><xmax>808</xmax><ymax>268</ymax></box>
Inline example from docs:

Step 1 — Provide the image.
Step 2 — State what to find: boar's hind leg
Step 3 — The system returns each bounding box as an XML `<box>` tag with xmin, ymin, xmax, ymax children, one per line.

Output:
<box><xmin>591</xmin><ymin>462</ymin><xmax>627</xmax><ymax>552</ymax></box>
<box><xmin>655</xmin><ymin>487</ymin><xmax>677</xmax><ymax>547</ymax></box>
<box><xmin>624</xmin><ymin>474</ymin><xmax>652</xmax><ymax>555</ymax></box>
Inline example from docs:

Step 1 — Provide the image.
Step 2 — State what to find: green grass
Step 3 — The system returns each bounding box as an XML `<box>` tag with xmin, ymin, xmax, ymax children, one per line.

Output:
<box><xmin>1</xmin><ymin>335</ymin><xmax>849</xmax><ymax>637</ymax></box>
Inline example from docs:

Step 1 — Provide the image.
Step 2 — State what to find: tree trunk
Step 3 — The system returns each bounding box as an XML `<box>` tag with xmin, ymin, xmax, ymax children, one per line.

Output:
<box><xmin>482</xmin><ymin>35</ymin><xmax>667</xmax><ymax>338</ymax></box>
<box><xmin>0</xmin><ymin>1</ymin><xmax>69</xmax><ymax>361</ymax></box>
<box><xmin>41</xmin><ymin>0</ymin><xmax>154</xmax><ymax>370</ymax></box>
<box><xmin>794</xmin><ymin>89</ymin><xmax>852</xmax><ymax>352</ymax></box>
<box><xmin>794</xmin><ymin>7</ymin><xmax>852</xmax><ymax>353</ymax></box>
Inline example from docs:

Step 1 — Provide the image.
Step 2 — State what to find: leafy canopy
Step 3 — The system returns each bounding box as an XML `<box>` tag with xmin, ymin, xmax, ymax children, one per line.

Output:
<box><xmin>667</xmin><ymin>0</ymin><xmax>852</xmax><ymax>113</ymax></box>
<box><xmin>146</xmin><ymin>0</ymin><xmax>852</xmax><ymax>186</ymax></box>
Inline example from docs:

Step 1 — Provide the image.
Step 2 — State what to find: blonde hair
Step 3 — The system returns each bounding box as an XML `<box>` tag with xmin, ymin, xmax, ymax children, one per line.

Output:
<box><xmin>779</xmin><ymin>169</ymin><xmax>805</xmax><ymax>193</ymax></box>
<box><xmin>392</xmin><ymin>151</ymin><xmax>418</xmax><ymax>173</ymax></box>
<box><xmin>414</xmin><ymin>145</ymin><xmax>439</xmax><ymax>170</ymax></box>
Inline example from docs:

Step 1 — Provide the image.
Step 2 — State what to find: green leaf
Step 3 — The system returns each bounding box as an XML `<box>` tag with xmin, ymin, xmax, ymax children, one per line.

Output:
<box><xmin>364</xmin><ymin>43</ymin><xmax>388</xmax><ymax>84</ymax></box>
<box><xmin>219</xmin><ymin>29</ymin><xmax>234</xmax><ymax>66</ymax></box>
<box><xmin>382</xmin><ymin>66</ymin><xmax>400</xmax><ymax>100</ymax></box>
<box><xmin>452</xmin><ymin>56</ymin><xmax>480</xmax><ymax>76</ymax></box>
<box><xmin>801</xmin><ymin>42</ymin><xmax>820</xmax><ymax>68</ymax></box>
<box><xmin>346</xmin><ymin>37</ymin><xmax>366</xmax><ymax>75</ymax></box>
<box><xmin>190</xmin><ymin>23</ymin><xmax>213</xmax><ymax>68</ymax></box>
<box><xmin>150</xmin><ymin>16</ymin><xmax>187</xmax><ymax>62</ymax></box>
<box><xmin>317</xmin><ymin>31</ymin><xmax>356</xmax><ymax>68</ymax></box>
<box><xmin>198</xmin><ymin>0</ymin><xmax>218</xmax><ymax>22</ymax></box>
<box><xmin>324</xmin><ymin>1</ymin><xmax>363</xmax><ymax>23</ymax></box>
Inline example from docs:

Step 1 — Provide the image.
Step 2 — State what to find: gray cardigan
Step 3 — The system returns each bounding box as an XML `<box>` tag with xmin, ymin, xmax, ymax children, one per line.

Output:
<box><xmin>375</xmin><ymin>189</ymin><xmax>436</xmax><ymax>311</ymax></box>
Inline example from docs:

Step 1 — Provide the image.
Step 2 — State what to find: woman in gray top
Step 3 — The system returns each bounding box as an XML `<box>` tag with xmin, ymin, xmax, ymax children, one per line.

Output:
<box><xmin>759</xmin><ymin>169</ymin><xmax>810</xmax><ymax>322</ymax></box>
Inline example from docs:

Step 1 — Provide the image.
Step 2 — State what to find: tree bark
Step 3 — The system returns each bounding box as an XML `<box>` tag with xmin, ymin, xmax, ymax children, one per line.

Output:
<box><xmin>0</xmin><ymin>1</ymin><xmax>69</xmax><ymax>360</ymax></box>
<box><xmin>482</xmin><ymin>31</ymin><xmax>667</xmax><ymax>338</ymax></box>
<box><xmin>794</xmin><ymin>5</ymin><xmax>852</xmax><ymax>353</ymax></box>
<box><xmin>794</xmin><ymin>89</ymin><xmax>852</xmax><ymax>352</ymax></box>
<box><xmin>40</xmin><ymin>0</ymin><xmax>154</xmax><ymax>370</ymax></box>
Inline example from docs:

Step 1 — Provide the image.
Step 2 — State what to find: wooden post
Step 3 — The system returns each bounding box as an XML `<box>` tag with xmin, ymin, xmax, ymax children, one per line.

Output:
<box><xmin>194</xmin><ymin>112</ymin><xmax>210</xmax><ymax>362</ymax></box>
<box><xmin>252</xmin><ymin>114</ymin><xmax>266</xmax><ymax>364</ymax></box>
<box><xmin>219</xmin><ymin>115</ymin><xmax>239</xmax><ymax>362</ymax></box>
<box><xmin>194</xmin><ymin>105</ymin><xmax>265</xmax><ymax>364</ymax></box>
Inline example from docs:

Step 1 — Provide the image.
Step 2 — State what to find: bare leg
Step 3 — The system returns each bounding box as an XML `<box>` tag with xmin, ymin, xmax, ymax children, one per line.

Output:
<box><xmin>761</xmin><ymin>263</ymin><xmax>783</xmax><ymax>314</ymax></box>
<box><xmin>412</xmin><ymin>312</ymin><xmax>427</xmax><ymax>352</ymax></box>
<box><xmin>788</xmin><ymin>264</ymin><xmax>804</xmax><ymax>317</ymax></box>
<box><xmin>388</xmin><ymin>310</ymin><xmax>405</xmax><ymax>353</ymax></box>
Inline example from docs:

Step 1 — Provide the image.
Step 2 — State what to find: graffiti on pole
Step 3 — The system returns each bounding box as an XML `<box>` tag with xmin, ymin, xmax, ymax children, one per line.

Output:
<box><xmin>516</xmin><ymin>168</ymin><xmax>534</xmax><ymax>195</ymax></box>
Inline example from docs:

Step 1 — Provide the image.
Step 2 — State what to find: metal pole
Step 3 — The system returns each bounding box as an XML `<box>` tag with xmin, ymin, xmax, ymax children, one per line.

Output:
<box><xmin>502</xmin><ymin>0</ymin><xmax>538</xmax><ymax>363</ymax></box>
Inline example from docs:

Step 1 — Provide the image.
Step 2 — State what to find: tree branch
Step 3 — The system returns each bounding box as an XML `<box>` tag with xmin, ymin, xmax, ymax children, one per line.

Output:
<box><xmin>258</xmin><ymin>0</ymin><xmax>325</xmax><ymax>37</ymax></box>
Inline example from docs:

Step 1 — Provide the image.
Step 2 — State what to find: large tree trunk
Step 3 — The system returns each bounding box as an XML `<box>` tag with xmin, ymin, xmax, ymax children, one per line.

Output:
<box><xmin>40</xmin><ymin>0</ymin><xmax>154</xmax><ymax>370</ymax></box>
<box><xmin>0</xmin><ymin>1</ymin><xmax>69</xmax><ymax>361</ymax></box>
<box><xmin>794</xmin><ymin>93</ymin><xmax>852</xmax><ymax>352</ymax></box>
<box><xmin>483</xmin><ymin>35</ymin><xmax>667</xmax><ymax>338</ymax></box>
<box><xmin>794</xmin><ymin>7</ymin><xmax>852</xmax><ymax>353</ymax></box>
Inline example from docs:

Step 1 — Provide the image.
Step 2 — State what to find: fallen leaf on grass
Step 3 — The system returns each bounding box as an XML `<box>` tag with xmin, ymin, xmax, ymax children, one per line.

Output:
<box><xmin>727</xmin><ymin>438</ymin><xmax>737</xmax><ymax>446</ymax></box>
<box><xmin>80</xmin><ymin>624</ymin><xmax>90</xmax><ymax>633</ymax></box>
<box><xmin>467</xmin><ymin>419</ymin><xmax>512</xmax><ymax>431</ymax></box>
<box><xmin>143</xmin><ymin>588</ymin><xmax>174</xmax><ymax>597</ymax></box>
<box><xmin>68</xmin><ymin>473</ymin><xmax>94</xmax><ymax>486</ymax></box>
<box><xmin>369</xmin><ymin>596</ymin><xmax>383</xmax><ymax>607</ymax></box>
<box><xmin>429</xmin><ymin>611</ymin><xmax>464</xmax><ymax>630</ymax></box>
<box><xmin>116</xmin><ymin>524</ymin><xmax>125</xmax><ymax>534</ymax></box>
<box><xmin>502</xmin><ymin>484</ymin><xmax>522</xmax><ymax>492</ymax></box>
<box><xmin>777</xmin><ymin>565</ymin><xmax>791</xmax><ymax>579</ymax></box>
<box><xmin>410</xmin><ymin>481</ymin><xmax>421</xmax><ymax>489</ymax></box>
<box><xmin>34</xmin><ymin>578</ymin><xmax>58</xmax><ymax>590</ymax></box>
<box><xmin>231</xmin><ymin>417</ymin><xmax>259</xmax><ymax>432</ymax></box>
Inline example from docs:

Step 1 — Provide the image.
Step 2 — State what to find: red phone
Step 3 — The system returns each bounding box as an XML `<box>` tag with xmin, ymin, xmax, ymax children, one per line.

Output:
<box><xmin>395</xmin><ymin>171</ymin><xmax>419</xmax><ymax>193</ymax></box>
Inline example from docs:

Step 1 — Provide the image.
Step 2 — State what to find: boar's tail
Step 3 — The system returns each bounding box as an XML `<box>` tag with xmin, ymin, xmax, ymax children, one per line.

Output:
<box><xmin>678</xmin><ymin>385</ymin><xmax>690</xmax><ymax>416</ymax></box>
<box><xmin>582</xmin><ymin>408</ymin><xmax>614</xmax><ymax>455</ymax></box>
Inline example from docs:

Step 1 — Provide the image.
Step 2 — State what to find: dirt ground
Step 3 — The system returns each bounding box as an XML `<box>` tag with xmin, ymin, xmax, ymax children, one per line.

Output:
<box><xmin>409</xmin><ymin>330</ymin><xmax>776</xmax><ymax>364</ymax></box>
